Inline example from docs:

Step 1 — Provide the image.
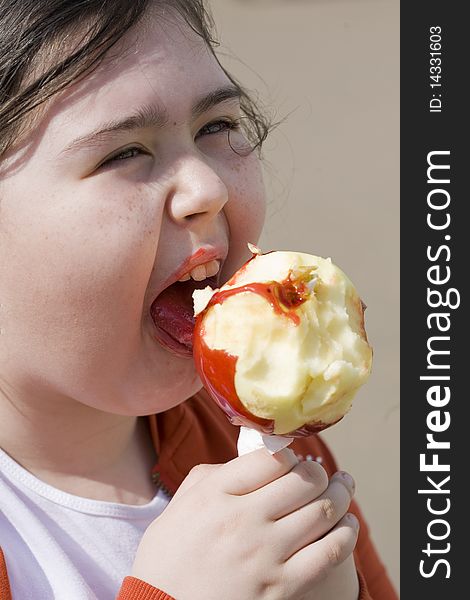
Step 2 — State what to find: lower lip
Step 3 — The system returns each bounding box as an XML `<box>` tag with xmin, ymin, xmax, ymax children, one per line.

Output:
<box><xmin>151</xmin><ymin>321</ymin><xmax>194</xmax><ymax>359</ymax></box>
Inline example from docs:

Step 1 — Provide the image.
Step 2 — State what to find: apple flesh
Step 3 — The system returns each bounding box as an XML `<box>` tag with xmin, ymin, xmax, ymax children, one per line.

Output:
<box><xmin>192</xmin><ymin>248</ymin><xmax>373</xmax><ymax>437</ymax></box>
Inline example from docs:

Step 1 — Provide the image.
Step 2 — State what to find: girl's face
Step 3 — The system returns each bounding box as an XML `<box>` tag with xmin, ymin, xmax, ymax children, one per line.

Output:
<box><xmin>0</xmin><ymin>14</ymin><xmax>266</xmax><ymax>416</ymax></box>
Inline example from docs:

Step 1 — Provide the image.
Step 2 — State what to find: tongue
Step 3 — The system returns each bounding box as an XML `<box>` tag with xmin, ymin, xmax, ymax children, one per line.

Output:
<box><xmin>150</xmin><ymin>280</ymin><xmax>199</xmax><ymax>350</ymax></box>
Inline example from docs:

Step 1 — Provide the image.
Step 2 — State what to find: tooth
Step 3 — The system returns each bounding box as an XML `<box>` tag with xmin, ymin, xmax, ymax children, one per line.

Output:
<box><xmin>205</xmin><ymin>260</ymin><xmax>220</xmax><ymax>277</ymax></box>
<box><xmin>178</xmin><ymin>273</ymin><xmax>191</xmax><ymax>282</ymax></box>
<box><xmin>189</xmin><ymin>264</ymin><xmax>208</xmax><ymax>281</ymax></box>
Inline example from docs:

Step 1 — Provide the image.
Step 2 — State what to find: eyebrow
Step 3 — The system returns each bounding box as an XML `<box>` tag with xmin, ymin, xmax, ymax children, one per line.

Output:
<box><xmin>60</xmin><ymin>84</ymin><xmax>242</xmax><ymax>155</ymax></box>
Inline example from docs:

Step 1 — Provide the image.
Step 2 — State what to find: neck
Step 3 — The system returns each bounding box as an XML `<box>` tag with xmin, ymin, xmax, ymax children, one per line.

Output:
<box><xmin>0</xmin><ymin>385</ymin><xmax>158</xmax><ymax>504</ymax></box>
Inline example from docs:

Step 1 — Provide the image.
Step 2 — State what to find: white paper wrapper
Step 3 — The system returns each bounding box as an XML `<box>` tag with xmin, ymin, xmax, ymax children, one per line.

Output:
<box><xmin>237</xmin><ymin>426</ymin><xmax>294</xmax><ymax>456</ymax></box>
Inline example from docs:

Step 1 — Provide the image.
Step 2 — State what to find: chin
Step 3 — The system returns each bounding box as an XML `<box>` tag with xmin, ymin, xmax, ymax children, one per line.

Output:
<box><xmin>111</xmin><ymin>362</ymin><xmax>203</xmax><ymax>417</ymax></box>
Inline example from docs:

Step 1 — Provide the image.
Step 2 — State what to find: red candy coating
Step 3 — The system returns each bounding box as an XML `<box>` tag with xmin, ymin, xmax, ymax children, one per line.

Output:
<box><xmin>193</xmin><ymin>325</ymin><xmax>274</xmax><ymax>431</ymax></box>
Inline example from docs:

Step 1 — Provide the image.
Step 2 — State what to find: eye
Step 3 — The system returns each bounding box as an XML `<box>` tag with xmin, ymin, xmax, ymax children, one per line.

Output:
<box><xmin>196</xmin><ymin>117</ymin><xmax>256</xmax><ymax>157</ymax></box>
<box><xmin>196</xmin><ymin>119</ymin><xmax>240</xmax><ymax>138</ymax></box>
<box><xmin>99</xmin><ymin>146</ymin><xmax>146</xmax><ymax>169</ymax></box>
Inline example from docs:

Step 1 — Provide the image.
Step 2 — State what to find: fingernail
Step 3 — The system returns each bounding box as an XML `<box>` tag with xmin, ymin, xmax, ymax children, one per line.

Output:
<box><xmin>277</xmin><ymin>447</ymin><xmax>299</xmax><ymax>467</ymax></box>
<box><xmin>335</xmin><ymin>471</ymin><xmax>355</xmax><ymax>494</ymax></box>
<box><xmin>346</xmin><ymin>513</ymin><xmax>359</xmax><ymax>529</ymax></box>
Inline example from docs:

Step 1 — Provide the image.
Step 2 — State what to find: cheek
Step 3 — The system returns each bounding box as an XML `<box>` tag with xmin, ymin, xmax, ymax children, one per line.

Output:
<box><xmin>0</xmin><ymin>178</ymin><xmax>175</xmax><ymax>411</ymax></box>
<box><xmin>0</xmin><ymin>178</ymin><xmax>162</xmax><ymax>366</ymax></box>
<box><xmin>225</xmin><ymin>154</ymin><xmax>266</xmax><ymax>246</ymax></box>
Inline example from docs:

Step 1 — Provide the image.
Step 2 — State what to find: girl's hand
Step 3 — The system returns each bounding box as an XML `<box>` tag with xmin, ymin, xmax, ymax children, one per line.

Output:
<box><xmin>300</xmin><ymin>555</ymin><xmax>360</xmax><ymax>600</ymax></box>
<box><xmin>131</xmin><ymin>448</ymin><xmax>358</xmax><ymax>600</ymax></box>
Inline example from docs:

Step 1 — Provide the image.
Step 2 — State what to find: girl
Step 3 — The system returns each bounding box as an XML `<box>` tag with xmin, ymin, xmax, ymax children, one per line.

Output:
<box><xmin>0</xmin><ymin>1</ymin><xmax>398</xmax><ymax>599</ymax></box>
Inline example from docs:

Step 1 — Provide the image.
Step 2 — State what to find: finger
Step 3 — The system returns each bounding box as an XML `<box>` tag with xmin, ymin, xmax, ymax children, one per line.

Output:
<box><xmin>172</xmin><ymin>463</ymin><xmax>221</xmax><ymax>499</ymax></box>
<box><xmin>248</xmin><ymin>460</ymin><xmax>329</xmax><ymax>520</ymax></box>
<box><xmin>274</xmin><ymin>472</ymin><xmax>355</xmax><ymax>559</ymax></box>
<box><xmin>284</xmin><ymin>513</ymin><xmax>360</xmax><ymax>587</ymax></box>
<box><xmin>216</xmin><ymin>446</ymin><xmax>299</xmax><ymax>495</ymax></box>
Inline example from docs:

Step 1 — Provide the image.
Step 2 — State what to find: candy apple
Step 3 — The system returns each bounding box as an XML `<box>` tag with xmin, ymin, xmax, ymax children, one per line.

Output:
<box><xmin>192</xmin><ymin>245</ymin><xmax>372</xmax><ymax>437</ymax></box>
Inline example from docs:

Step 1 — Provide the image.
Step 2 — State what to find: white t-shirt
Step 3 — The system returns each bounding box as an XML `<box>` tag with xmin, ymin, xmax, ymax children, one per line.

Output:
<box><xmin>0</xmin><ymin>447</ymin><xmax>169</xmax><ymax>599</ymax></box>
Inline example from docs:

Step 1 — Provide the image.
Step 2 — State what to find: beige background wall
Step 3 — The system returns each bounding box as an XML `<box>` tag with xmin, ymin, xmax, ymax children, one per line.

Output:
<box><xmin>209</xmin><ymin>0</ymin><xmax>399</xmax><ymax>592</ymax></box>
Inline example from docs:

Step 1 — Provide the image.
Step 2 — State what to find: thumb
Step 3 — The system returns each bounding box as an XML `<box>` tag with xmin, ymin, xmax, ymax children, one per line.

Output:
<box><xmin>172</xmin><ymin>463</ymin><xmax>221</xmax><ymax>499</ymax></box>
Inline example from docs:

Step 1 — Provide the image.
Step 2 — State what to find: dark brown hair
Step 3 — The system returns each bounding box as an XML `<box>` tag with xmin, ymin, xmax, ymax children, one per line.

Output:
<box><xmin>0</xmin><ymin>0</ymin><xmax>272</xmax><ymax>158</ymax></box>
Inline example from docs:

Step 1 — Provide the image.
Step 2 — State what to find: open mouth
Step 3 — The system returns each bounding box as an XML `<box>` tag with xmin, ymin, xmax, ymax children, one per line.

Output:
<box><xmin>150</xmin><ymin>275</ymin><xmax>219</xmax><ymax>358</ymax></box>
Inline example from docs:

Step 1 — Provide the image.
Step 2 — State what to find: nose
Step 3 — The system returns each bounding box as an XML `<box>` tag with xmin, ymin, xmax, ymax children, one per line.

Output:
<box><xmin>166</xmin><ymin>155</ymin><xmax>229</xmax><ymax>226</ymax></box>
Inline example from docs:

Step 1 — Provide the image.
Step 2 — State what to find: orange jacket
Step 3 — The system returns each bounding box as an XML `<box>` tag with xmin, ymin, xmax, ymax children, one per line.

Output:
<box><xmin>0</xmin><ymin>391</ymin><xmax>398</xmax><ymax>600</ymax></box>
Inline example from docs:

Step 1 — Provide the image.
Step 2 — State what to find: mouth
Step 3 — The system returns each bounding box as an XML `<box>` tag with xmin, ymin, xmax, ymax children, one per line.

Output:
<box><xmin>150</xmin><ymin>269</ymin><xmax>221</xmax><ymax>359</ymax></box>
